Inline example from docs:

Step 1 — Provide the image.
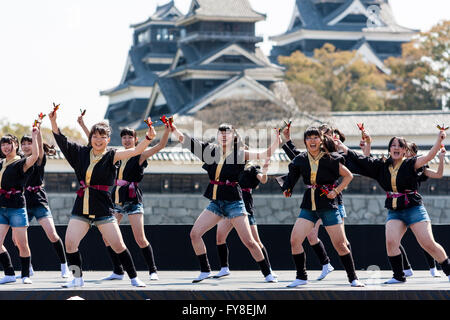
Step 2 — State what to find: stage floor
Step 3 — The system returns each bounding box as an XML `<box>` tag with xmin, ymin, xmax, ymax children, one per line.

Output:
<box><xmin>0</xmin><ymin>270</ymin><xmax>448</xmax><ymax>300</ymax></box>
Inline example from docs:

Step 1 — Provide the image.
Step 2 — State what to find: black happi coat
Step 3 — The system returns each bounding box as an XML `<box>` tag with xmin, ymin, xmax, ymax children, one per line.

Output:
<box><xmin>282</xmin><ymin>150</ymin><xmax>344</xmax><ymax>211</ymax></box>
<box><xmin>239</xmin><ymin>165</ymin><xmax>262</xmax><ymax>215</ymax></box>
<box><xmin>24</xmin><ymin>154</ymin><xmax>49</xmax><ymax>209</ymax></box>
<box><xmin>111</xmin><ymin>155</ymin><xmax>147</xmax><ymax>205</ymax></box>
<box><xmin>346</xmin><ymin>149</ymin><xmax>422</xmax><ymax>210</ymax></box>
<box><xmin>53</xmin><ymin>131</ymin><xmax>118</xmax><ymax>218</ymax></box>
<box><xmin>182</xmin><ymin>134</ymin><xmax>245</xmax><ymax>201</ymax></box>
<box><xmin>282</xmin><ymin>140</ymin><xmax>345</xmax><ymax>206</ymax></box>
<box><xmin>0</xmin><ymin>156</ymin><xmax>33</xmax><ymax>208</ymax></box>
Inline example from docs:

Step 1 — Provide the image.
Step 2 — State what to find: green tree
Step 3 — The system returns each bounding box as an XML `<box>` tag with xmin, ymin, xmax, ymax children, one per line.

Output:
<box><xmin>0</xmin><ymin>118</ymin><xmax>87</xmax><ymax>146</ymax></box>
<box><xmin>385</xmin><ymin>20</ymin><xmax>450</xmax><ymax>110</ymax></box>
<box><xmin>279</xmin><ymin>43</ymin><xmax>387</xmax><ymax>112</ymax></box>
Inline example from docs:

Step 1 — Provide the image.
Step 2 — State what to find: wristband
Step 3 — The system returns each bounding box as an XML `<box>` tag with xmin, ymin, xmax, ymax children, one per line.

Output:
<box><xmin>145</xmin><ymin>134</ymin><xmax>152</xmax><ymax>141</ymax></box>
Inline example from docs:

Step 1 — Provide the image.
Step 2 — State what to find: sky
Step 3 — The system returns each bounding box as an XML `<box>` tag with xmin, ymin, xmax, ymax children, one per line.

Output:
<box><xmin>0</xmin><ymin>0</ymin><xmax>449</xmax><ymax>130</ymax></box>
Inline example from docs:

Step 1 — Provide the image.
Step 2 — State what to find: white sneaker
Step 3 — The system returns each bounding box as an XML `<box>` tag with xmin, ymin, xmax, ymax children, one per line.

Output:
<box><xmin>265</xmin><ymin>274</ymin><xmax>278</xmax><ymax>283</ymax></box>
<box><xmin>213</xmin><ymin>267</ymin><xmax>231</xmax><ymax>278</ymax></box>
<box><xmin>62</xmin><ymin>277</ymin><xmax>84</xmax><ymax>288</ymax></box>
<box><xmin>351</xmin><ymin>279</ymin><xmax>365</xmax><ymax>287</ymax></box>
<box><xmin>22</xmin><ymin>277</ymin><xmax>32</xmax><ymax>284</ymax></box>
<box><xmin>150</xmin><ymin>272</ymin><xmax>159</xmax><ymax>280</ymax></box>
<box><xmin>287</xmin><ymin>279</ymin><xmax>308</xmax><ymax>288</ymax></box>
<box><xmin>270</xmin><ymin>269</ymin><xmax>278</xmax><ymax>278</ymax></box>
<box><xmin>101</xmin><ymin>273</ymin><xmax>124</xmax><ymax>281</ymax></box>
<box><xmin>317</xmin><ymin>263</ymin><xmax>334</xmax><ymax>280</ymax></box>
<box><xmin>430</xmin><ymin>267</ymin><xmax>442</xmax><ymax>277</ymax></box>
<box><xmin>192</xmin><ymin>272</ymin><xmax>211</xmax><ymax>283</ymax></box>
<box><xmin>0</xmin><ymin>275</ymin><xmax>16</xmax><ymax>284</ymax></box>
<box><xmin>131</xmin><ymin>277</ymin><xmax>146</xmax><ymax>287</ymax></box>
<box><xmin>61</xmin><ymin>263</ymin><xmax>70</xmax><ymax>278</ymax></box>
<box><xmin>403</xmin><ymin>268</ymin><xmax>413</xmax><ymax>277</ymax></box>
<box><xmin>384</xmin><ymin>278</ymin><xmax>406</xmax><ymax>284</ymax></box>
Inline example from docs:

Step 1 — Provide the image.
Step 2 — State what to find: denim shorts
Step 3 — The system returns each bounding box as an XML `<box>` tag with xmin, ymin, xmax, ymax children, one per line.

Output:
<box><xmin>386</xmin><ymin>205</ymin><xmax>431</xmax><ymax>227</ymax></box>
<box><xmin>114</xmin><ymin>202</ymin><xmax>144</xmax><ymax>215</ymax></box>
<box><xmin>70</xmin><ymin>214</ymin><xmax>117</xmax><ymax>227</ymax></box>
<box><xmin>27</xmin><ymin>205</ymin><xmax>52</xmax><ymax>222</ymax></box>
<box><xmin>299</xmin><ymin>208</ymin><xmax>343</xmax><ymax>227</ymax></box>
<box><xmin>338</xmin><ymin>204</ymin><xmax>347</xmax><ymax>219</ymax></box>
<box><xmin>0</xmin><ymin>207</ymin><xmax>29</xmax><ymax>227</ymax></box>
<box><xmin>206</xmin><ymin>200</ymin><xmax>248</xmax><ymax>219</ymax></box>
<box><xmin>248</xmin><ymin>213</ymin><xmax>256</xmax><ymax>226</ymax></box>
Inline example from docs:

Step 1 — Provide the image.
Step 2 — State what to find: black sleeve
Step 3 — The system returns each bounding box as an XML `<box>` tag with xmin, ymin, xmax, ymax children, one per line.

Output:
<box><xmin>346</xmin><ymin>149</ymin><xmax>384</xmax><ymax>180</ymax></box>
<box><xmin>281</xmin><ymin>156</ymin><xmax>302</xmax><ymax>193</ymax></box>
<box><xmin>53</xmin><ymin>130</ymin><xmax>84</xmax><ymax>169</ymax></box>
<box><xmin>282</xmin><ymin>140</ymin><xmax>301</xmax><ymax>161</ymax></box>
<box><xmin>181</xmin><ymin>133</ymin><xmax>211</xmax><ymax>162</ymax></box>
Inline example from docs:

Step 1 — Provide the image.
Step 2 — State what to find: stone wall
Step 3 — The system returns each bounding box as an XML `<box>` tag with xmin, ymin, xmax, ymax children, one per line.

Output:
<box><xmin>37</xmin><ymin>193</ymin><xmax>450</xmax><ymax>226</ymax></box>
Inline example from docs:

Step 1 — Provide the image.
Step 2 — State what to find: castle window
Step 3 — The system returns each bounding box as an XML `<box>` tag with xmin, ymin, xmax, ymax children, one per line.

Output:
<box><xmin>138</xmin><ymin>30</ymin><xmax>150</xmax><ymax>44</ymax></box>
<box><xmin>156</xmin><ymin>28</ymin><xmax>169</xmax><ymax>41</ymax></box>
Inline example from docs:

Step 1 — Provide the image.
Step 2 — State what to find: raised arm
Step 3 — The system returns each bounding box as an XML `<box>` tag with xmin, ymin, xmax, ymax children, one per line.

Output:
<box><xmin>245</xmin><ymin>129</ymin><xmax>281</xmax><ymax>161</ymax></box>
<box><xmin>281</xmin><ymin>126</ymin><xmax>301</xmax><ymax>160</ymax></box>
<box><xmin>77</xmin><ymin>115</ymin><xmax>90</xmax><ymax>140</ymax></box>
<box><xmin>48</xmin><ymin>108</ymin><xmax>59</xmax><ymax>135</ymax></box>
<box><xmin>359</xmin><ymin>130</ymin><xmax>372</xmax><ymax>157</ymax></box>
<box><xmin>171</xmin><ymin>124</ymin><xmax>185</xmax><ymax>144</ymax></box>
<box><xmin>139</xmin><ymin>125</ymin><xmax>171</xmax><ymax>165</ymax></box>
<box><xmin>415</xmin><ymin>130</ymin><xmax>446</xmax><ymax>169</ymax></box>
<box><xmin>256</xmin><ymin>159</ymin><xmax>270</xmax><ymax>184</ymax></box>
<box><xmin>114</xmin><ymin>118</ymin><xmax>155</xmax><ymax>163</ymax></box>
<box><xmin>36</xmin><ymin>123</ymin><xmax>45</xmax><ymax>165</ymax></box>
<box><xmin>424</xmin><ymin>148</ymin><xmax>446</xmax><ymax>179</ymax></box>
<box><xmin>23</xmin><ymin>127</ymin><xmax>39</xmax><ymax>172</ymax></box>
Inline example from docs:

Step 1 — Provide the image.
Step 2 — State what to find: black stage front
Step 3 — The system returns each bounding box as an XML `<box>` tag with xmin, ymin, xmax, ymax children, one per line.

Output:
<box><xmin>0</xmin><ymin>270</ymin><xmax>449</xmax><ymax>301</ymax></box>
<box><xmin>1</xmin><ymin>225</ymin><xmax>449</xmax><ymax>303</ymax></box>
<box><xmin>4</xmin><ymin>224</ymin><xmax>449</xmax><ymax>272</ymax></box>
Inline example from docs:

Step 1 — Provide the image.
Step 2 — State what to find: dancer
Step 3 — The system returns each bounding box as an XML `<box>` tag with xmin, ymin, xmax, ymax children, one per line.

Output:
<box><xmin>213</xmin><ymin>158</ymin><xmax>276</xmax><ymax>278</ymax></box>
<box><xmin>104</xmin><ymin>125</ymin><xmax>170</xmax><ymax>282</ymax></box>
<box><xmin>406</xmin><ymin>142</ymin><xmax>445</xmax><ymax>277</ymax></box>
<box><xmin>361</xmin><ymin>131</ymin><xmax>445</xmax><ymax>278</ymax></box>
<box><xmin>49</xmin><ymin>107</ymin><xmax>152</xmax><ymax>288</ymax></box>
<box><xmin>337</xmin><ymin>131</ymin><xmax>450</xmax><ymax>283</ymax></box>
<box><xmin>0</xmin><ymin>127</ymin><xmax>39</xmax><ymax>284</ymax></box>
<box><xmin>280</xmin><ymin>126</ymin><xmax>364</xmax><ymax>287</ymax></box>
<box><xmin>78</xmin><ymin>115</ymin><xmax>170</xmax><ymax>281</ymax></box>
<box><xmin>20</xmin><ymin>131</ymin><xmax>69</xmax><ymax>278</ymax></box>
<box><xmin>281</xmin><ymin>124</ymin><xmax>353</xmax><ymax>281</ymax></box>
<box><xmin>171</xmin><ymin>123</ymin><xmax>280</xmax><ymax>283</ymax></box>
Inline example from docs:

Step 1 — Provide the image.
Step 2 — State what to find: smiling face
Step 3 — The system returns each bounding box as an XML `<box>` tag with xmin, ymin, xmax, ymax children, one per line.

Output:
<box><xmin>91</xmin><ymin>132</ymin><xmax>110</xmax><ymax>153</ymax></box>
<box><xmin>88</xmin><ymin>123</ymin><xmax>111</xmax><ymax>154</ymax></box>
<box><xmin>1</xmin><ymin>136</ymin><xmax>18</xmax><ymax>158</ymax></box>
<box><xmin>389</xmin><ymin>137</ymin><xmax>407</xmax><ymax>161</ymax></box>
<box><xmin>21</xmin><ymin>140</ymin><xmax>32</xmax><ymax>156</ymax></box>
<box><xmin>121</xmin><ymin>134</ymin><xmax>136</xmax><ymax>149</ymax></box>
<box><xmin>305</xmin><ymin>134</ymin><xmax>322</xmax><ymax>154</ymax></box>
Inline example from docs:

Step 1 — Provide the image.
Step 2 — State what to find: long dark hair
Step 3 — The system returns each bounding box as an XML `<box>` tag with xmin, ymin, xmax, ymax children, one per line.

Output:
<box><xmin>20</xmin><ymin>135</ymin><xmax>56</xmax><ymax>156</ymax></box>
<box><xmin>0</xmin><ymin>134</ymin><xmax>21</xmax><ymax>158</ymax></box>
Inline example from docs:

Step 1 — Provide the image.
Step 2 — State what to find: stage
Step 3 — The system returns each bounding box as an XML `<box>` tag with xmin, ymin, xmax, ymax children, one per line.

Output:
<box><xmin>0</xmin><ymin>270</ymin><xmax>448</xmax><ymax>300</ymax></box>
